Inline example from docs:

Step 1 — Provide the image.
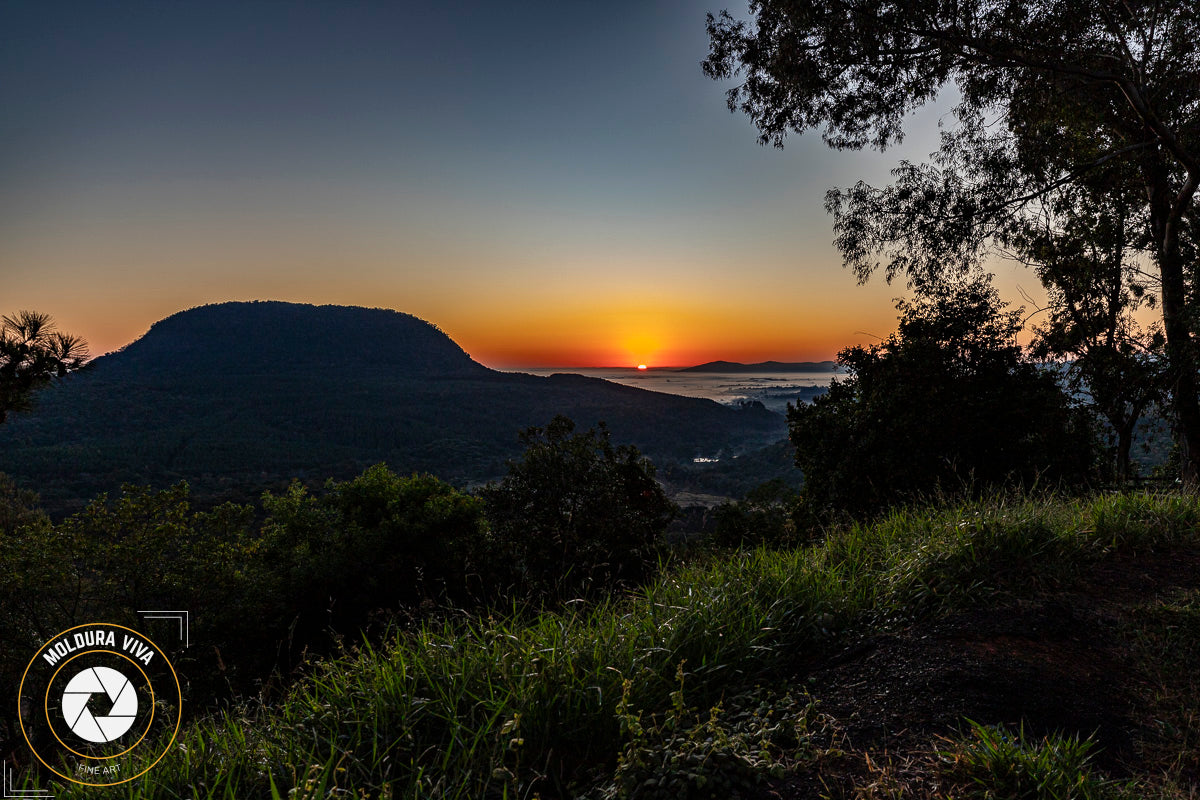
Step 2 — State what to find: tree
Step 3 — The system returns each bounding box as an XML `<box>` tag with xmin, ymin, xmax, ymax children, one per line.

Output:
<box><xmin>0</xmin><ymin>311</ymin><xmax>88</xmax><ymax>423</ymax></box>
<box><xmin>788</xmin><ymin>278</ymin><xmax>1097</xmax><ymax>515</ymax></box>
<box><xmin>1017</xmin><ymin>185</ymin><xmax>1165</xmax><ymax>482</ymax></box>
<box><xmin>480</xmin><ymin>416</ymin><xmax>676</xmax><ymax>601</ymax></box>
<box><xmin>704</xmin><ymin>0</ymin><xmax>1200</xmax><ymax>481</ymax></box>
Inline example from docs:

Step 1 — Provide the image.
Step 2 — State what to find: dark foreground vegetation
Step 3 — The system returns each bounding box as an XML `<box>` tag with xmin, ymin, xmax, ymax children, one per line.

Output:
<box><xmin>0</xmin><ymin>296</ymin><xmax>1192</xmax><ymax>798</ymax></box>
<box><xmin>0</xmin><ymin>273</ymin><xmax>1184</xmax><ymax>799</ymax></box>
<box><xmin>0</xmin><ymin>417</ymin><xmax>678</xmax><ymax>715</ymax></box>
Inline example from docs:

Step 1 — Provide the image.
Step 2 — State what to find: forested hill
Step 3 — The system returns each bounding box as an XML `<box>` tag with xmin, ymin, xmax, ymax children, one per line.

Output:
<box><xmin>0</xmin><ymin>302</ymin><xmax>784</xmax><ymax>514</ymax></box>
<box><xmin>99</xmin><ymin>301</ymin><xmax>490</xmax><ymax>379</ymax></box>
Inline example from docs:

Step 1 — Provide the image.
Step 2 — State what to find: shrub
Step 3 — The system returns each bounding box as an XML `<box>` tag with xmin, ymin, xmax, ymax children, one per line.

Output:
<box><xmin>711</xmin><ymin>479</ymin><xmax>807</xmax><ymax>549</ymax></box>
<box><xmin>480</xmin><ymin>416</ymin><xmax>677</xmax><ymax>601</ymax></box>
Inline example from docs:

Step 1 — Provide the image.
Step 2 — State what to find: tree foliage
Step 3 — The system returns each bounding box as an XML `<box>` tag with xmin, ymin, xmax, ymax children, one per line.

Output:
<box><xmin>705</xmin><ymin>0</ymin><xmax>1200</xmax><ymax>480</ymax></box>
<box><xmin>257</xmin><ymin>466</ymin><xmax>490</xmax><ymax>639</ymax></box>
<box><xmin>711</xmin><ymin>478</ymin><xmax>805</xmax><ymax>549</ymax></box>
<box><xmin>0</xmin><ymin>310</ymin><xmax>88</xmax><ymax>423</ymax></box>
<box><xmin>0</xmin><ymin>440</ymin><xmax>677</xmax><ymax>725</ymax></box>
<box><xmin>481</xmin><ymin>415</ymin><xmax>677</xmax><ymax>601</ymax></box>
<box><xmin>0</xmin><ymin>467</ymin><xmax>490</xmax><ymax>716</ymax></box>
<box><xmin>789</xmin><ymin>280</ymin><xmax>1097</xmax><ymax>515</ymax></box>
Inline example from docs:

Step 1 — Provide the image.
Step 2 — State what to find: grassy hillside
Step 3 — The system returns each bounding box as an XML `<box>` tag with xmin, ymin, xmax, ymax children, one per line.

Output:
<box><xmin>29</xmin><ymin>491</ymin><xmax>1200</xmax><ymax>799</ymax></box>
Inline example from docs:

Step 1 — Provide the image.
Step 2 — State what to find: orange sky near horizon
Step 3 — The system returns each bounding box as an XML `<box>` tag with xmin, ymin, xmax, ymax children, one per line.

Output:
<box><xmin>4</xmin><ymin>199</ymin><xmax>1049</xmax><ymax>370</ymax></box>
<box><xmin>15</xmin><ymin>268</ymin><xmax>905</xmax><ymax>370</ymax></box>
<box><xmin>20</xmin><ymin>261</ymin><xmax>1050</xmax><ymax>370</ymax></box>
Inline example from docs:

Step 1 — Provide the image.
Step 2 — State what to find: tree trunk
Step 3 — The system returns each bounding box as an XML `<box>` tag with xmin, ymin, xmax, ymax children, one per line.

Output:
<box><xmin>1146</xmin><ymin>160</ymin><xmax>1200</xmax><ymax>487</ymax></box>
<box><xmin>1159</xmin><ymin>282</ymin><xmax>1200</xmax><ymax>486</ymax></box>
<box><xmin>1115</xmin><ymin>416</ymin><xmax>1134</xmax><ymax>485</ymax></box>
<box><xmin>1159</xmin><ymin>267</ymin><xmax>1200</xmax><ymax>486</ymax></box>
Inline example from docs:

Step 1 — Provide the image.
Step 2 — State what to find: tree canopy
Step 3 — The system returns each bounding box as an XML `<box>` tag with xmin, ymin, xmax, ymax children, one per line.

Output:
<box><xmin>0</xmin><ymin>311</ymin><xmax>88</xmax><ymax>423</ymax></box>
<box><xmin>705</xmin><ymin>0</ymin><xmax>1200</xmax><ymax>480</ymax></box>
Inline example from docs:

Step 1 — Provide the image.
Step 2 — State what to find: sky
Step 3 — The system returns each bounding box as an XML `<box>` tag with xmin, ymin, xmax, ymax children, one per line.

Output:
<box><xmin>1</xmin><ymin>0</ymin><xmax>1042</xmax><ymax>368</ymax></box>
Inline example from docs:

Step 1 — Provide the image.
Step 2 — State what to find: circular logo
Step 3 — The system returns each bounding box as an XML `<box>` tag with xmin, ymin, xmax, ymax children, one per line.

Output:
<box><xmin>61</xmin><ymin>666</ymin><xmax>139</xmax><ymax>743</ymax></box>
<box><xmin>17</xmin><ymin>624</ymin><xmax>182</xmax><ymax>787</ymax></box>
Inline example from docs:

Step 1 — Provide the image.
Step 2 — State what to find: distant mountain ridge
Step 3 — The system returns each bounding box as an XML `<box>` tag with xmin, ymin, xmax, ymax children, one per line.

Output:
<box><xmin>0</xmin><ymin>302</ymin><xmax>784</xmax><ymax>514</ymax></box>
<box><xmin>677</xmin><ymin>360</ymin><xmax>841</xmax><ymax>373</ymax></box>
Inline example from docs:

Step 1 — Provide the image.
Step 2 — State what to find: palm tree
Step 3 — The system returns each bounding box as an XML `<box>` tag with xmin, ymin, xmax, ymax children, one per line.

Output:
<box><xmin>0</xmin><ymin>310</ymin><xmax>89</xmax><ymax>423</ymax></box>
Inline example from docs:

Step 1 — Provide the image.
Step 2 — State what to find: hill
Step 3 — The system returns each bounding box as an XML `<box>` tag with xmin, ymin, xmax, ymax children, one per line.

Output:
<box><xmin>0</xmin><ymin>302</ymin><xmax>784</xmax><ymax>513</ymax></box>
<box><xmin>677</xmin><ymin>359</ymin><xmax>841</xmax><ymax>373</ymax></box>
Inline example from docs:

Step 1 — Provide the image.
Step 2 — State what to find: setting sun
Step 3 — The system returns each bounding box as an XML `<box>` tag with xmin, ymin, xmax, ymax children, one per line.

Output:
<box><xmin>637</xmin><ymin>364</ymin><xmax>648</xmax><ymax>370</ymax></box>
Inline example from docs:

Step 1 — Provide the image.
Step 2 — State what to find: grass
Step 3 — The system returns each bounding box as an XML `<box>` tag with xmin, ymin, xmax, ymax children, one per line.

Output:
<box><xmin>38</xmin><ymin>491</ymin><xmax>1200</xmax><ymax>799</ymax></box>
<box><xmin>1119</xmin><ymin>585</ymin><xmax>1200</xmax><ymax>795</ymax></box>
<box><xmin>944</xmin><ymin>720</ymin><xmax>1131</xmax><ymax>800</ymax></box>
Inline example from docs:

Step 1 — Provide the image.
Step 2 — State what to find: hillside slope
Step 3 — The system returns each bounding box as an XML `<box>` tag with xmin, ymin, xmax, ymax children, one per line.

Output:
<box><xmin>29</xmin><ymin>493</ymin><xmax>1198</xmax><ymax>799</ymax></box>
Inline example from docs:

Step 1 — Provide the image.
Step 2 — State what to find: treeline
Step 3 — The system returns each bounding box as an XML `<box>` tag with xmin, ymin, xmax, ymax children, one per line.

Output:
<box><xmin>712</xmin><ymin>279</ymin><xmax>1172</xmax><ymax>544</ymax></box>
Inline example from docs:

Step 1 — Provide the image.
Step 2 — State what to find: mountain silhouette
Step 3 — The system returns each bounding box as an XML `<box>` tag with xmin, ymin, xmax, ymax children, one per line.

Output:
<box><xmin>0</xmin><ymin>302</ymin><xmax>784</xmax><ymax>513</ymax></box>
<box><xmin>100</xmin><ymin>301</ymin><xmax>488</xmax><ymax>378</ymax></box>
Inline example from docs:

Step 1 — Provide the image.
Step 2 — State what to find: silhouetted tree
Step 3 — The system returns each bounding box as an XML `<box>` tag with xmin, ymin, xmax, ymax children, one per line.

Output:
<box><xmin>480</xmin><ymin>416</ymin><xmax>676</xmax><ymax>601</ymax></box>
<box><xmin>704</xmin><ymin>0</ymin><xmax>1200</xmax><ymax>482</ymax></box>
<box><xmin>0</xmin><ymin>311</ymin><xmax>88</xmax><ymax>423</ymax></box>
<box><xmin>789</xmin><ymin>278</ymin><xmax>1097</xmax><ymax>515</ymax></box>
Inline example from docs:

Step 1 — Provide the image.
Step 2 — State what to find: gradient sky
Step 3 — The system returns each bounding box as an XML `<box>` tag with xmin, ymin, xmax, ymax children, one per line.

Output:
<box><xmin>1</xmin><ymin>0</ymin><xmax>1042</xmax><ymax>368</ymax></box>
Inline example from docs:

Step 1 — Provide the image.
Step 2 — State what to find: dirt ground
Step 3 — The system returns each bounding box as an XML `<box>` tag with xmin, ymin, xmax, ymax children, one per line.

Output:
<box><xmin>766</xmin><ymin>547</ymin><xmax>1200</xmax><ymax>798</ymax></box>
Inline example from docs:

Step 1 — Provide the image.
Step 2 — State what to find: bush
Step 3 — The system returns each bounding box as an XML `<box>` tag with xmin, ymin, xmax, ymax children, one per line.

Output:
<box><xmin>0</xmin><ymin>467</ymin><xmax>491</xmax><ymax>710</ymax></box>
<box><xmin>480</xmin><ymin>415</ymin><xmax>677</xmax><ymax>602</ymax></box>
<box><xmin>711</xmin><ymin>479</ymin><xmax>807</xmax><ymax>549</ymax></box>
<box><xmin>790</xmin><ymin>279</ymin><xmax>1098</xmax><ymax>516</ymax></box>
<box><xmin>256</xmin><ymin>466</ymin><xmax>489</xmax><ymax>658</ymax></box>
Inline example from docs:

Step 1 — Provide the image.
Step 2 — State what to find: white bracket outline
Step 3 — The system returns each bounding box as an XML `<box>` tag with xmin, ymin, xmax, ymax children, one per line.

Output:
<box><xmin>135</xmin><ymin>610</ymin><xmax>190</xmax><ymax>648</ymax></box>
<box><xmin>2</xmin><ymin>759</ymin><xmax>53</xmax><ymax>798</ymax></box>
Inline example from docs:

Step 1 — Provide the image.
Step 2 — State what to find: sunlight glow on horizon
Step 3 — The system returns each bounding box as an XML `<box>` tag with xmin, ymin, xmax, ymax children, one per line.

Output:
<box><xmin>26</xmin><ymin>279</ymin><xmax>904</xmax><ymax>370</ymax></box>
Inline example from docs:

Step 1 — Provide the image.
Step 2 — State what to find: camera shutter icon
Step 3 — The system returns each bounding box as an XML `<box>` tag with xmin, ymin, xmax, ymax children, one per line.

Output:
<box><xmin>60</xmin><ymin>666</ymin><xmax>139</xmax><ymax>743</ymax></box>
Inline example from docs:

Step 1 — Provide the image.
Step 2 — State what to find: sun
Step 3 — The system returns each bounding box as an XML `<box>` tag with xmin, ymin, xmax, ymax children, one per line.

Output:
<box><xmin>636</xmin><ymin>364</ymin><xmax>648</xmax><ymax>370</ymax></box>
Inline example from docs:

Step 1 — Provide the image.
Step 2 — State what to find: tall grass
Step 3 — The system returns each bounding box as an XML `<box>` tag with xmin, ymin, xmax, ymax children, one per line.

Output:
<box><xmin>53</xmin><ymin>491</ymin><xmax>1200</xmax><ymax>799</ymax></box>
